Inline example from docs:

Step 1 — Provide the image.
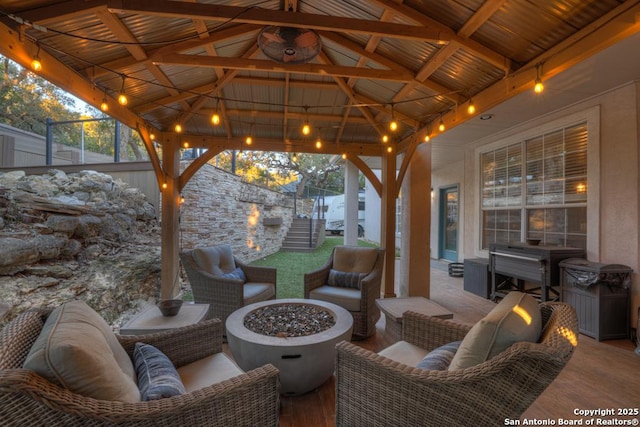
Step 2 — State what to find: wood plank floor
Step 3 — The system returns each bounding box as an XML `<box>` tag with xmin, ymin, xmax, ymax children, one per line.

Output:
<box><xmin>233</xmin><ymin>262</ymin><xmax>640</xmax><ymax>426</ymax></box>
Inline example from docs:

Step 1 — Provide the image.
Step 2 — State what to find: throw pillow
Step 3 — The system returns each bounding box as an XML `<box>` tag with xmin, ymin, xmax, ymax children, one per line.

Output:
<box><xmin>416</xmin><ymin>341</ymin><xmax>462</xmax><ymax>370</ymax></box>
<box><xmin>23</xmin><ymin>300</ymin><xmax>140</xmax><ymax>402</ymax></box>
<box><xmin>134</xmin><ymin>342</ymin><xmax>186</xmax><ymax>401</ymax></box>
<box><xmin>449</xmin><ymin>291</ymin><xmax>542</xmax><ymax>370</ymax></box>
<box><xmin>328</xmin><ymin>268</ymin><xmax>365</xmax><ymax>289</ymax></box>
<box><xmin>221</xmin><ymin>267</ymin><xmax>247</xmax><ymax>282</ymax></box>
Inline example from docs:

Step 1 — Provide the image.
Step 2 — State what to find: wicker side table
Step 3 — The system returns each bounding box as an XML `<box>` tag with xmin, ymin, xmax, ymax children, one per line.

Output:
<box><xmin>376</xmin><ymin>297</ymin><xmax>453</xmax><ymax>346</ymax></box>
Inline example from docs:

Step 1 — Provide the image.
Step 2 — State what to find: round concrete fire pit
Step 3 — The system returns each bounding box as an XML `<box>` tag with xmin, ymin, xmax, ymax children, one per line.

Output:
<box><xmin>226</xmin><ymin>298</ymin><xmax>353</xmax><ymax>396</ymax></box>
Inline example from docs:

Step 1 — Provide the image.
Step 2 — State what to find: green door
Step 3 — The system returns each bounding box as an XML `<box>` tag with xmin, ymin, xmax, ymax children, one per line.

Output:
<box><xmin>439</xmin><ymin>185</ymin><xmax>459</xmax><ymax>262</ymax></box>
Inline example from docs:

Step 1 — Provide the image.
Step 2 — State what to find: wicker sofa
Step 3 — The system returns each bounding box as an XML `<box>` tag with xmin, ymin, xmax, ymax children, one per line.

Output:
<box><xmin>335</xmin><ymin>300</ymin><xmax>578</xmax><ymax>426</ymax></box>
<box><xmin>0</xmin><ymin>302</ymin><xmax>280</xmax><ymax>426</ymax></box>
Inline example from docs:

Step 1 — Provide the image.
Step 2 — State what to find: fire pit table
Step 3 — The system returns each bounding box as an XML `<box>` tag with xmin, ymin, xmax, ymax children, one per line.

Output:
<box><xmin>225</xmin><ymin>298</ymin><xmax>353</xmax><ymax>396</ymax></box>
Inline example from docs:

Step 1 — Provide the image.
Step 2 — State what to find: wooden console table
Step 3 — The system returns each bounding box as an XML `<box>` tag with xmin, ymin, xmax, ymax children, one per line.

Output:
<box><xmin>376</xmin><ymin>297</ymin><xmax>453</xmax><ymax>345</ymax></box>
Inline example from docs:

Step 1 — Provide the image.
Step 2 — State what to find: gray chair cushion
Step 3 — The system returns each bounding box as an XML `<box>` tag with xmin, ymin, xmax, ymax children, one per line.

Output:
<box><xmin>328</xmin><ymin>269</ymin><xmax>365</xmax><ymax>290</ymax></box>
<box><xmin>192</xmin><ymin>245</ymin><xmax>236</xmax><ymax>276</ymax></box>
<box><xmin>221</xmin><ymin>267</ymin><xmax>247</xmax><ymax>282</ymax></box>
<box><xmin>309</xmin><ymin>286</ymin><xmax>361</xmax><ymax>312</ymax></box>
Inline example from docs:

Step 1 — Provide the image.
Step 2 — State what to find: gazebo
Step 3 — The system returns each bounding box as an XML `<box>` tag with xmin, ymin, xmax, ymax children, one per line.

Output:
<box><xmin>0</xmin><ymin>1</ymin><xmax>637</xmax><ymax>301</ymax></box>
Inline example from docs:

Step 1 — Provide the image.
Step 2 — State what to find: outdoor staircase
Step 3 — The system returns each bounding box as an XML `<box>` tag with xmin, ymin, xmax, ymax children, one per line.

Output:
<box><xmin>281</xmin><ymin>218</ymin><xmax>325</xmax><ymax>252</ymax></box>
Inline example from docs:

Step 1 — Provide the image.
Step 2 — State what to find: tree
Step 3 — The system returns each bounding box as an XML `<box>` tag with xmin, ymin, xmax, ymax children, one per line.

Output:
<box><xmin>1</xmin><ymin>55</ymin><xmax>147</xmax><ymax>162</ymax></box>
<box><xmin>0</xmin><ymin>56</ymin><xmax>79</xmax><ymax>136</ymax></box>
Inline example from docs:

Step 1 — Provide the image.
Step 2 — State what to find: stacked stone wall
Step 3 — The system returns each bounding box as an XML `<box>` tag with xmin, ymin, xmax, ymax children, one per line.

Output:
<box><xmin>176</xmin><ymin>162</ymin><xmax>294</xmax><ymax>261</ymax></box>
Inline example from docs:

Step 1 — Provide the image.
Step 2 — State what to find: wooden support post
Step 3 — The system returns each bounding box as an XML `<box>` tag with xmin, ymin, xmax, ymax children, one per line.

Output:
<box><xmin>400</xmin><ymin>143</ymin><xmax>432</xmax><ymax>297</ymax></box>
<box><xmin>381</xmin><ymin>150</ymin><xmax>397</xmax><ymax>298</ymax></box>
<box><xmin>160</xmin><ymin>137</ymin><xmax>181</xmax><ymax>300</ymax></box>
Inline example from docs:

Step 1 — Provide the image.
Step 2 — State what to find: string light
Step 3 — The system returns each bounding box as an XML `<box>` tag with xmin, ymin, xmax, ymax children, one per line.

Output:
<box><xmin>302</xmin><ymin>106</ymin><xmax>311</xmax><ymax>136</ymax></box>
<box><xmin>100</xmin><ymin>93</ymin><xmax>108</xmax><ymax>112</ymax></box>
<box><xmin>162</xmin><ymin>181</ymin><xmax>167</xmax><ymax>190</ymax></box>
<box><xmin>315</xmin><ymin>138</ymin><xmax>322</xmax><ymax>149</ymax></box>
<box><xmin>291</xmin><ymin>153</ymin><xmax>298</xmax><ymax>162</ymax></box>
<box><xmin>438</xmin><ymin>116</ymin><xmax>445</xmax><ymax>132</ymax></box>
<box><xmin>386</xmin><ymin>146</ymin><xmax>393</xmax><ymax>153</ymax></box>
<box><xmin>382</xmin><ymin>135</ymin><xmax>389</xmax><ymax>143</ymax></box>
<box><xmin>467</xmin><ymin>99</ymin><xmax>476</xmax><ymax>115</ymax></box>
<box><xmin>246</xmin><ymin>124</ymin><xmax>254</xmax><ymax>145</ymax></box>
<box><xmin>174</xmin><ymin>124</ymin><xmax>183</xmax><ymax>133</ymax></box>
<box><xmin>389</xmin><ymin>103</ymin><xmax>398</xmax><ymax>131</ymax></box>
<box><xmin>180</xmin><ymin>194</ymin><xmax>185</xmax><ymax>204</ymax></box>
<box><xmin>117</xmin><ymin>75</ymin><xmax>128</xmax><ymax>105</ymax></box>
<box><xmin>424</xmin><ymin>134</ymin><xmax>430</xmax><ymax>142</ymax></box>
<box><xmin>150</xmin><ymin>133</ymin><xmax>156</xmax><ymax>140</ymax></box>
<box><xmin>31</xmin><ymin>44</ymin><xmax>42</xmax><ymax>72</ymax></box>
<box><xmin>183</xmin><ymin>141</ymin><xmax>189</xmax><ymax>148</ymax></box>
<box><xmin>211</xmin><ymin>98</ymin><xmax>221</xmax><ymax>125</ymax></box>
<box><xmin>534</xmin><ymin>63</ymin><xmax>544</xmax><ymax>94</ymax></box>
<box><xmin>341</xmin><ymin>153</ymin><xmax>347</xmax><ymax>159</ymax></box>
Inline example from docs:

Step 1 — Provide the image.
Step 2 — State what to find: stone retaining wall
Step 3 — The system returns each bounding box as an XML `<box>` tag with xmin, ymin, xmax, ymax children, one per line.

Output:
<box><xmin>177</xmin><ymin>162</ymin><xmax>294</xmax><ymax>261</ymax></box>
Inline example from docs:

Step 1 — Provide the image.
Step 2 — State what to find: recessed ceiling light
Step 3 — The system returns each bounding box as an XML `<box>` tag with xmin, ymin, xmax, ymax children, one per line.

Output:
<box><xmin>480</xmin><ymin>114</ymin><xmax>494</xmax><ymax>120</ymax></box>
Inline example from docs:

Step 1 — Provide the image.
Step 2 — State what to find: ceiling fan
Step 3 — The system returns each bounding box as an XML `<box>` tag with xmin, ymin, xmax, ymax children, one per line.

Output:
<box><xmin>258</xmin><ymin>26</ymin><xmax>322</xmax><ymax>64</ymax></box>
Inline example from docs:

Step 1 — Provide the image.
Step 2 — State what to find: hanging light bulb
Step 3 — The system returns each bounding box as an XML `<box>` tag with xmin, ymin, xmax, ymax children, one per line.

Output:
<box><xmin>117</xmin><ymin>75</ymin><xmax>128</xmax><ymax>105</ymax></box>
<box><xmin>162</xmin><ymin>181</ymin><xmax>167</xmax><ymax>190</ymax></box>
<box><xmin>183</xmin><ymin>141</ymin><xmax>189</xmax><ymax>148</ymax></box>
<box><xmin>534</xmin><ymin>63</ymin><xmax>544</xmax><ymax>94</ymax></box>
<box><xmin>150</xmin><ymin>133</ymin><xmax>156</xmax><ymax>140</ymax></box>
<box><xmin>467</xmin><ymin>99</ymin><xmax>476</xmax><ymax>115</ymax></box>
<box><xmin>174</xmin><ymin>124</ymin><xmax>182</xmax><ymax>133</ymax></box>
<box><xmin>438</xmin><ymin>116</ymin><xmax>446</xmax><ymax>132</ymax></box>
<box><xmin>246</xmin><ymin>124</ymin><xmax>254</xmax><ymax>145</ymax></box>
<box><xmin>31</xmin><ymin>45</ymin><xmax>42</xmax><ymax>71</ymax></box>
<box><xmin>302</xmin><ymin>106</ymin><xmax>311</xmax><ymax>136</ymax></box>
<box><xmin>211</xmin><ymin>98</ymin><xmax>221</xmax><ymax>125</ymax></box>
<box><xmin>100</xmin><ymin>95</ymin><xmax>109</xmax><ymax>112</ymax></box>
<box><xmin>341</xmin><ymin>153</ymin><xmax>347</xmax><ymax>160</ymax></box>
<box><xmin>382</xmin><ymin>135</ymin><xmax>389</xmax><ymax>143</ymax></box>
<box><xmin>424</xmin><ymin>134</ymin><xmax>430</xmax><ymax>142</ymax></box>
<box><xmin>389</xmin><ymin>104</ymin><xmax>398</xmax><ymax>131</ymax></box>
<box><xmin>386</xmin><ymin>146</ymin><xmax>393</xmax><ymax>153</ymax></box>
<box><xmin>292</xmin><ymin>153</ymin><xmax>298</xmax><ymax>163</ymax></box>
<box><xmin>315</xmin><ymin>138</ymin><xmax>322</xmax><ymax>149</ymax></box>
<box><xmin>180</xmin><ymin>194</ymin><xmax>185</xmax><ymax>204</ymax></box>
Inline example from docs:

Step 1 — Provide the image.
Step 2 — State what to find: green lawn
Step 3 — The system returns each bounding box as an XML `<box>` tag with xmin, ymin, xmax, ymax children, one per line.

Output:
<box><xmin>251</xmin><ymin>237</ymin><xmax>379</xmax><ymax>299</ymax></box>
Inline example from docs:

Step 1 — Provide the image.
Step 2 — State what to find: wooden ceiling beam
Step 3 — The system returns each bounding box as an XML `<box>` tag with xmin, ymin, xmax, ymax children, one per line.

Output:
<box><xmin>88</xmin><ymin>24</ymin><xmax>260</xmax><ymax>78</ymax></box>
<box><xmin>166</xmin><ymin>134</ymin><xmax>384</xmax><ymax>156</ymax></box>
<box><xmin>3</xmin><ymin>0</ymin><xmax>106</xmax><ymax>26</ymax></box>
<box><xmin>107</xmin><ymin>0</ymin><xmax>454</xmax><ymax>43</ymax></box>
<box><xmin>215</xmin><ymin>109</ymin><xmax>369</xmax><ymax>123</ymax></box>
<box><xmin>369</xmin><ymin>0</ymin><xmax>510</xmax><ymax>72</ymax></box>
<box><xmin>151</xmin><ymin>53</ymin><xmax>416</xmax><ymax>82</ymax></box>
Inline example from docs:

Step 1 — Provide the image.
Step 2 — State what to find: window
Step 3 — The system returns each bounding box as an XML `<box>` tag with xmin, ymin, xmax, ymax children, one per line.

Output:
<box><xmin>481</xmin><ymin>123</ymin><xmax>588</xmax><ymax>249</ymax></box>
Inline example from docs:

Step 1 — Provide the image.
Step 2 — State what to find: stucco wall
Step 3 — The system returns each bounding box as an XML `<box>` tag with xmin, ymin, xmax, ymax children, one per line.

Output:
<box><xmin>177</xmin><ymin>162</ymin><xmax>294</xmax><ymax>262</ymax></box>
<box><xmin>433</xmin><ymin>81</ymin><xmax>640</xmax><ymax>328</ymax></box>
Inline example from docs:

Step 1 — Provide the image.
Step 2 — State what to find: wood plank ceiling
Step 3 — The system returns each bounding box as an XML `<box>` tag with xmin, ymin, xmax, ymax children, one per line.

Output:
<box><xmin>0</xmin><ymin>0</ymin><xmax>638</xmax><ymax>158</ymax></box>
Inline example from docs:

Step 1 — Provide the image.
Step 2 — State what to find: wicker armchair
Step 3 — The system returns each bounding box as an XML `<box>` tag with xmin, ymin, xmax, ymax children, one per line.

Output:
<box><xmin>0</xmin><ymin>308</ymin><xmax>280</xmax><ymax>427</ymax></box>
<box><xmin>180</xmin><ymin>244</ymin><xmax>276</xmax><ymax>326</ymax></box>
<box><xmin>335</xmin><ymin>302</ymin><xmax>579</xmax><ymax>426</ymax></box>
<box><xmin>304</xmin><ymin>245</ymin><xmax>385</xmax><ymax>339</ymax></box>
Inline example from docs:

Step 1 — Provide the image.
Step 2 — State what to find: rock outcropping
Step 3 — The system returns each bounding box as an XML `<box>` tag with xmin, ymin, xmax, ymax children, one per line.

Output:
<box><xmin>0</xmin><ymin>169</ymin><xmax>161</xmax><ymax>326</ymax></box>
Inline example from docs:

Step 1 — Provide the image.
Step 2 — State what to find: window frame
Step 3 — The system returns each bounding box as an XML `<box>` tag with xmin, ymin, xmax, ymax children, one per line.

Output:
<box><xmin>474</xmin><ymin>106</ymin><xmax>600</xmax><ymax>260</ymax></box>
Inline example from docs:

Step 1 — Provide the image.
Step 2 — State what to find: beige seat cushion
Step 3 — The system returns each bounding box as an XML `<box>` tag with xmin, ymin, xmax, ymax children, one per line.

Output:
<box><xmin>449</xmin><ymin>291</ymin><xmax>542</xmax><ymax>370</ymax></box>
<box><xmin>378</xmin><ymin>340</ymin><xmax>429</xmax><ymax>366</ymax></box>
<box><xmin>244</xmin><ymin>283</ymin><xmax>276</xmax><ymax>305</ymax></box>
<box><xmin>23</xmin><ymin>300</ymin><xmax>140</xmax><ymax>402</ymax></box>
<box><xmin>193</xmin><ymin>245</ymin><xmax>236</xmax><ymax>276</ymax></box>
<box><xmin>309</xmin><ymin>286</ymin><xmax>361</xmax><ymax>312</ymax></box>
<box><xmin>333</xmin><ymin>246</ymin><xmax>378</xmax><ymax>274</ymax></box>
<box><xmin>177</xmin><ymin>352</ymin><xmax>244</xmax><ymax>393</ymax></box>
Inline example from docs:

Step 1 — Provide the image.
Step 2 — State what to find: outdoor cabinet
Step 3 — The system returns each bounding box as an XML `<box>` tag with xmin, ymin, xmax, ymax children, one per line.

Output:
<box><xmin>559</xmin><ymin>258</ymin><xmax>632</xmax><ymax>341</ymax></box>
<box><xmin>463</xmin><ymin>258</ymin><xmax>491</xmax><ymax>299</ymax></box>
